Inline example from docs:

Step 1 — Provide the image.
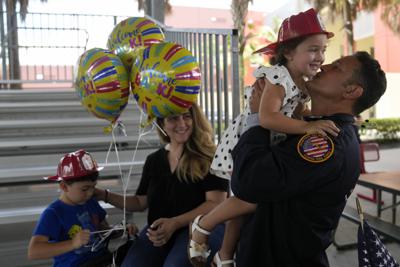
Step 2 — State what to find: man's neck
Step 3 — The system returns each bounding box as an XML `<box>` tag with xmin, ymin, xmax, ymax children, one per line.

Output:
<box><xmin>310</xmin><ymin>102</ymin><xmax>354</xmax><ymax>117</ymax></box>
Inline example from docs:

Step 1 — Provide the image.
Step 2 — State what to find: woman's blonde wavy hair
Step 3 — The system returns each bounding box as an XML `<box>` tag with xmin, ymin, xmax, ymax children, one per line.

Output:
<box><xmin>156</xmin><ymin>103</ymin><xmax>216</xmax><ymax>183</ymax></box>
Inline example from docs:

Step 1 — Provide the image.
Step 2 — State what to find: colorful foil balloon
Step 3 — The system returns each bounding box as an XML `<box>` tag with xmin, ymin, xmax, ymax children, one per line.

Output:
<box><xmin>130</xmin><ymin>42</ymin><xmax>201</xmax><ymax>124</ymax></box>
<box><xmin>107</xmin><ymin>17</ymin><xmax>165</xmax><ymax>70</ymax></box>
<box><xmin>75</xmin><ymin>48</ymin><xmax>129</xmax><ymax>125</ymax></box>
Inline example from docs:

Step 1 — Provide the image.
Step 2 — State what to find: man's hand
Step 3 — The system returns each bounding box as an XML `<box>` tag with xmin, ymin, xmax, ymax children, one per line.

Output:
<box><xmin>71</xmin><ymin>229</ymin><xmax>90</xmax><ymax>249</ymax></box>
<box><xmin>146</xmin><ymin>218</ymin><xmax>178</xmax><ymax>247</ymax></box>
<box><xmin>304</xmin><ymin>120</ymin><xmax>340</xmax><ymax>137</ymax></box>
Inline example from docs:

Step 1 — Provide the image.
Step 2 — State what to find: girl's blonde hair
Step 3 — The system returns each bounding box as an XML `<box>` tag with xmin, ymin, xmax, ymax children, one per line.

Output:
<box><xmin>156</xmin><ymin>103</ymin><xmax>216</xmax><ymax>182</ymax></box>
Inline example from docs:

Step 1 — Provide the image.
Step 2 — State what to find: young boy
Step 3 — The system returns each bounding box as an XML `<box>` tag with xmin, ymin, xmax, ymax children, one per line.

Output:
<box><xmin>28</xmin><ymin>149</ymin><xmax>111</xmax><ymax>266</ymax></box>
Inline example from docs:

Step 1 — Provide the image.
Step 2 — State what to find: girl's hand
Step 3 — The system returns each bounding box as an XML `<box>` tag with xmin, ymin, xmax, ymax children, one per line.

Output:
<box><xmin>249</xmin><ymin>78</ymin><xmax>266</xmax><ymax>113</ymax></box>
<box><xmin>304</xmin><ymin>120</ymin><xmax>340</xmax><ymax>137</ymax></box>
<box><xmin>146</xmin><ymin>218</ymin><xmax>178</xmax><ymax>247</ymax></box>
<box><xmin>71</xmin><ymin>229</ymin><xmax>90</xmax><ymax>249</ymax></box>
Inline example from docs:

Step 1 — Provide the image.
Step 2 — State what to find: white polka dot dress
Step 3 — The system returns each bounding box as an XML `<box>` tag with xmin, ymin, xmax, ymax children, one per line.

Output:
<box><xmin>210</xmin><ymin>64</ymin><xmax>310</xmax><ymax>180</ymax></box>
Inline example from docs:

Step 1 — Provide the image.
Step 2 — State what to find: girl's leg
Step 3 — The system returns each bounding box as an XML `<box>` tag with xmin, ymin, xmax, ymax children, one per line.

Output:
<box><xmin>191</xmin><ymin>196</ymin><xmax>256</xmax><ymax>245</ymax></box>
<box><xmin>121</xmin><ymin>225</ymin><xmax>167</xmax><ymax>267</ymax></box>
<box><xmin>215</xmin><ymin>217</ymin><xmax>243</xmax><ymax>264</ymax></box>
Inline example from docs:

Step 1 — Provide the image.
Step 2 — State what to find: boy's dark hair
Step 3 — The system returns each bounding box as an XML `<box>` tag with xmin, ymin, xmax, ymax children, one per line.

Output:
<box><xmin>63</xmin><ymin>172</ymin><xmax>99</xmax><ymax>185</ymax></box>
<box><xmin>351</xmin><ymin>51</ymin><xmax>387</xmax><ymax>115</ymax></box>
<box><xmin>269</xmin><ymin>36</ymin><xmax>308</xmax><ymax>66</ymax></box>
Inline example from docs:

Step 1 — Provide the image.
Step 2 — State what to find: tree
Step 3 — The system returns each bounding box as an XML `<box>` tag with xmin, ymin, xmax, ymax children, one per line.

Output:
<box><xmin>307</xmin><ymin>0</ymin><xmax>400</xmax><ymax>55</ymax></box>
<box><xmin>137</xmin><ymin>0</ymin><xmax>171</xmax><ymax>23</ymax></box>
<box><xmin>3</xmin><ymin>0</ymin><xmax>46</xmax><ymax>89</ymax></box>
<box><xmin>231</xmin><ymin>0</ymin><xmax>253</xmax><ymax>105</ymax></box>
<box><xmin>380</xmin><ymin>0</ymin><xmax>400</xmax><ymax>35</ymax></box>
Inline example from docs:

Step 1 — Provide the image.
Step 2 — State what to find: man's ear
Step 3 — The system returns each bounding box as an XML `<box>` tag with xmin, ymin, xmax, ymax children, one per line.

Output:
<box><xmin>344</xmin><ymin>84</ymin><xmax>363</xmax><ymax>99</ymax></box>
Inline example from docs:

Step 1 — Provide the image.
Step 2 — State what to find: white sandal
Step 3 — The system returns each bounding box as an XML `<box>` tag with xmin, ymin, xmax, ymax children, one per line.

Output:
<box><xmin>188</xmin><ymin>215</ymin><xmax>211</xmax><ymax>267</ymax></box>
<box><xmin>212</xmin><ymin>252</ymin><xmax>235</xmax><ymax>267</ymax></box>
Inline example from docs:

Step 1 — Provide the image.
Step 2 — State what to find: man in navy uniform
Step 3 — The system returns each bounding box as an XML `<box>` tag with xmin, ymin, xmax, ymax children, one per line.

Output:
<box><xmin>231</xmin><ymin>51</ymin><xmax>387</xmax><ymax>267</ymax></box>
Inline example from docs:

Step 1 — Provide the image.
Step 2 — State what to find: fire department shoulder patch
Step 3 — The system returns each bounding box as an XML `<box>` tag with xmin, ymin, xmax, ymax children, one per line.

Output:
<box><xmin>297</xmin><ymin>134</ymin><xmax>334</xmax><ymax>163</ymax></box>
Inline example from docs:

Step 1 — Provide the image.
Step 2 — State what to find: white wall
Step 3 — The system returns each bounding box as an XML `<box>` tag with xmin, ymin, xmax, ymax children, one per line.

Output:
<box><xmin>375</xmin><ymin>73</ymin><xmax>400</xmax><ymax>118</ymax></box>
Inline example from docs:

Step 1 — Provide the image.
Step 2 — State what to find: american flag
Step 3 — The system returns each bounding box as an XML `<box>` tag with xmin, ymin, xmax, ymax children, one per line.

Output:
<box><xmin>302</xmin><ymin>135</ymin><xmax>330</xmax><ymax>158</ymax></box>
<box><xmin>358</xmin><ymin>220</ymin><xmax>399</xmax><ymax>267</ymax></box>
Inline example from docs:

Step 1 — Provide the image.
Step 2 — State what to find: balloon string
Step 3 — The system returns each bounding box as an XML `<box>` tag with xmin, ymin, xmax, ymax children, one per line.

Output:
<box><xmin>90</xmin><ymin>223</ymin><xmax>125</xmax><ymax>252</ymax></box>
<box><xmin>124</xmin><ymin>111</ymin><xmax>153</xmax><ymax>193</ymax></box>
<box><xmin>111</xmin><ymin>126</ymin><xmax>125</xmax><ymax>189</ymax></box>
<box><xmin>153</xmin><ymin>120</ymin><xmax>166</xmax><ymax>136</ymax></box>
<box><xmin>110</xmin><ymin>123</ymin><xmax>129</xmax><ymax>235</ymax></box>
<box><xmin>90</xmin><ymin>226</ymin><xmax>125</xmax><ymax>235</ymax></box>
<box><xmin>105</xmin><ymin>136</ymin><xmax>114</xmax><ymax>166</ymax></box>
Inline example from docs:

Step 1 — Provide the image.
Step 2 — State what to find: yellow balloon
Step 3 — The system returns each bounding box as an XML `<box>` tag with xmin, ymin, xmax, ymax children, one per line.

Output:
<box><xmin>107</xmin><ymin>17</ymin><xmax>165</xmax><ymax>70</ymax></box>
<box><xmin>75</xmin><ymin>48</ymin><xmax>129</xmax><ymax>124</ymax></box>
<box><xmin>130</xmin><ymin>42</ymin><xmax>201</xmax><ymax>124</ymax></box>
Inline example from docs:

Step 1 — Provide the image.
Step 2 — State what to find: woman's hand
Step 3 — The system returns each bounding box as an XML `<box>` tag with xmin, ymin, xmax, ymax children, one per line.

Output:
<box><xmin>93</xmin><ymin>188</ymin><xmax>106</xmax><ymax>202</ymax></box>
<box><xmin>146</xmin><ymin>217</ymin><xmax>179</xmax><ymax>247</ymax></box>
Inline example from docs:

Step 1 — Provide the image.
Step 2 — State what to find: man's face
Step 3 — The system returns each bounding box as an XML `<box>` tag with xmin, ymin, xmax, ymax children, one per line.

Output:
<box><xmin>306</xmin><ymin>55</ymin><xmax>361</xmax><ymax>99</ymax></box>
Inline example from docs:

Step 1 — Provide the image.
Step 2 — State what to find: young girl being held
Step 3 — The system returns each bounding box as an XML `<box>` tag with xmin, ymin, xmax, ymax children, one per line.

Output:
<box><xmin>188</xmin><ymin>8</ymin><xmax>340</xmax><ymax>267</ymax></box>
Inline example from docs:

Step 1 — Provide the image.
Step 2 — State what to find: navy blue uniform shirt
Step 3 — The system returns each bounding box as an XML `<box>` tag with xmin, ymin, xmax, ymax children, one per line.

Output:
<box><xmin>231</xmin><ymin>114</ymin><xmax>360</xmax><ymax>267</ymax></box>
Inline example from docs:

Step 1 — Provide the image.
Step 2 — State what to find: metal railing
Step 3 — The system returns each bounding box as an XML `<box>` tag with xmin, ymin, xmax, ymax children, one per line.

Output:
<box><xmin>0</xmin><ymin>11</ymin><xmax>240</xmax><ymax>139</ymax></box>
<box><xmin>165</xmin><ymin>27</ymin><xmax>240</xmax><ymax>139</ymax></box>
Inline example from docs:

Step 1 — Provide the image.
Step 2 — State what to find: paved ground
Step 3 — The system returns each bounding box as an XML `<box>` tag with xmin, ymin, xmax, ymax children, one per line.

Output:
<box><xmin>1</xmin><ymin>146</ymin><xmax>399</xmax><ymax>266</ymax></box>
<box><xmin>327</xmin><ymin>145</ymin><xmax>400</xmax><ymax>266</ymax></box>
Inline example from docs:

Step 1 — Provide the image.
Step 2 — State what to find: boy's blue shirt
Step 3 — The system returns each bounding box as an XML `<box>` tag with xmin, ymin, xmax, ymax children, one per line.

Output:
<box><xmin>33</xmin><ymin>197</ymin><xmax>107</xmax><ymax>267</ymax></box>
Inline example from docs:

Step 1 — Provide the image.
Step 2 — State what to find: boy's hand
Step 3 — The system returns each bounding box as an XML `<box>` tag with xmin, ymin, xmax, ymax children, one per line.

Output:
<box><xmin>71</xmin><ymin>229</ymin><xmax>90</xmax><ymax>249</ymax></box>
<box><xmin>304</xmin><ymin>120</ymin><xmax>340</xmax><ymax>137</ymax></box>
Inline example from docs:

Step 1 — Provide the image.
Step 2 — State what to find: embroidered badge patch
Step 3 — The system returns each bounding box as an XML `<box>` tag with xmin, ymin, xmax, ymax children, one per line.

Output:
<box><xmin>297</xmin><ymin>134</ymin><xmax>334</xmax><ymax>163</ymax></box>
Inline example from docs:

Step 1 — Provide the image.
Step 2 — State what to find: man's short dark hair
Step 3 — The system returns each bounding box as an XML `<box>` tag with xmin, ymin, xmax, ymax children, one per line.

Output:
<box><xmin>352</xmin><ymin>51</ymin><xmax>386</xmax><ymax>115</ymax></box>
<box><xmin>64</xmin><ymin>172</ymin><xmax>99</xmax><ymax>185</ymax></box>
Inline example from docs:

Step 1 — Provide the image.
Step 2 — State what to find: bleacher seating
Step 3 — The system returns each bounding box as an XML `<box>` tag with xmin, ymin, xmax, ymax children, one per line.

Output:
<box><xmin>0</xmin><ymin>89</ymin><xmax>157</xmax><ymax>266</ymax></box>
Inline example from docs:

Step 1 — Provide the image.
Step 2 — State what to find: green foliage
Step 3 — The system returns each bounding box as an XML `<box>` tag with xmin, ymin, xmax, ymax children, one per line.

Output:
<box><xmin>360</xmin><ymin>118</ymin><xmax>400</xmax><ymax>141</ymax></box>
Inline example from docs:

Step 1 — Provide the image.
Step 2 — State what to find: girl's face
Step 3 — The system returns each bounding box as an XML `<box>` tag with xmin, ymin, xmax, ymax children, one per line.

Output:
<box><xmin>286</xmin><ymin>34</ymin><xmax>328</xmax><ymax>78</ymax></box>
<box><xmin>61</xmin><ymin>180</ymin><xmax>97</xmax><ymax>205</ymax></box>
<box><xmin>163</xmin><ymin>112</ymin><xmax>193</xmax><ymax>145</ymax></box>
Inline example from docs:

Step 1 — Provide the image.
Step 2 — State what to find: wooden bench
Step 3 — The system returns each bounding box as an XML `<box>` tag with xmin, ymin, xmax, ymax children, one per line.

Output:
<box><xmin>334</xmin><ymin>171</ymin><xmax>400</xmax><ymax>250</ymax></box>
<box><xmin>357</xmin><ymin>171</ymin><xmax>400</xmax><ymax>224</ymax></box>
<box><xmin>357</xmin><ymin>142</ymin><xmax>381</xmax><ymax>203</ymax></box>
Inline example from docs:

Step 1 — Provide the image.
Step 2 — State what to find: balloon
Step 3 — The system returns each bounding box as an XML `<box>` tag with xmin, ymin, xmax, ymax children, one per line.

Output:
<box><xmin>107</xmin><ymin>17</ymin><xmax>165</xmax><ymax>70</ymax></box>
<box><xmin>130</xmin><ymin>42</ymin><xmax>201</xmax><ymax>124</ymax></box>
<box><xmin>75</xmin><ymin>48</ymin><xmax>129</xmax><ymax>124</ymax></box>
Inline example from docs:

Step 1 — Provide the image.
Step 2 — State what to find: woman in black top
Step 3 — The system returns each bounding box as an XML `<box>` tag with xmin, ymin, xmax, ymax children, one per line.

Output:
<box><xmin>96</xmin><ymin>103</ymin><xmax>229</xmax><ymax>267</ymax></box>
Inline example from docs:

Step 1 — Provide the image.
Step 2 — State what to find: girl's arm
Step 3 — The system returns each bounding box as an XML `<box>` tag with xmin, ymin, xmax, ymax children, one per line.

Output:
<box><xmin>258</xmin><ymin>80</ymin><xmax>340</xmax><ymax>136</ymax></box>
<box><xmin>95</xmin><ymin>188</ymin><xmax>147</xmax><ymax>212</ymax></box>
<box><xmin>28</xmin><ymin>230</ymin><xmax>90</xmax><ymax>260</ymax></box>
<box><xmin>259</xmin><ymin>79</ymin><xmax>309</xmax><ymax>134</ymax></box>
